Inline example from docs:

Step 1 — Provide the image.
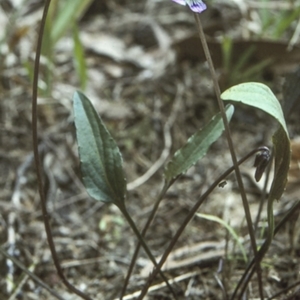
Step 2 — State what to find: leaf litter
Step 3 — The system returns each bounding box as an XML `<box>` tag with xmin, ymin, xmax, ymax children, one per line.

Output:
<box><xmin>0</xmin><ymin>0</ymin><xmax>300</xmax><ymax>299</ymax></box>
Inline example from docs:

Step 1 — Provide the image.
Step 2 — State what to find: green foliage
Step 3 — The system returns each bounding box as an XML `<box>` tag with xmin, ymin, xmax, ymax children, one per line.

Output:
<box><xmin>259</xmin><ymin>1</ymin><xmax>300</xmax><ymax>39</ymax></box>
<box><xmin>38</xmin><ymin>0</ymin><xmax>91</xmax><ymax>94</ymax></box>
<box><xmin>196</xmin><ymin>213</ymin><xmax>247</xmax><ymax>263</ymax></box>
<box><xmin>221</xmin><ymin>82</ymin><xmax>292</xmax><ymax>298</ymax></box>
<box><xmin>99</xmin><ymin>215</ymin><xmax>125</xmax><ymax>242</ymax></box>
<box><xmin>50</xmin><ymin>0</ymin><xmax>92</xmax><ymax>45</ymax></box>
<box><xmin>73</xmin><ymin>23</ymin><xmax>87</xmax><ymax>90</ymax></box>
<box><xmin>26</xmin><ymin>0</ymin><xmax>294</xmax><ymax>297</ymax></box>
<box><xmin>221</xmin><ymin>82</ymin><xmax>290</xmax><ymax>202</ymax></box>
<box><xmin>221</xmin><ymin>38</ymin><xmax>272</xmax><ymax>88</ymax></box>
<box><xmin>220</xmin><ymin>1</ymin><xmax>298</xmax><ymax>87</ymax></box>
<box><xmin>164</xmin><ymin>104</ymin><xmax>234</xmax><ymax>182</ymax></box>
<box><xmin>73</xmin><ymin>91</ymin><xmax>127</xmax><ymax>208</ymax></box>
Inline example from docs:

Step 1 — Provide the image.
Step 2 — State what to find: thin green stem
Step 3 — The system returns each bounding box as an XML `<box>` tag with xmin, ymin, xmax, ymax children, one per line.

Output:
<box><xmin>194</xmin><ymin>13</ymin><xmax>263</xmax><ymax>299</ymax></box>
<box><xmin>120</xmin><ymin>207</ymin><xmax>177</xmax><ymax>299</ymax></box>
<box><xmin>137</xmin><ymin>147</ymin><xmax>268</xmax><ymax>300</ymax></box>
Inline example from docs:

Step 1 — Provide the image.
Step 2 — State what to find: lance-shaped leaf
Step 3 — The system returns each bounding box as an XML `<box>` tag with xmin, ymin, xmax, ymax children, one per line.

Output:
<box><xmin>164</xmin><ymin>104</ymin><xmax>234</xmax><ymax>182</ymax></box>
<box><xmin>221</xmin><ymin>82</ymin><xmax>290</xmax><ymax>202</ymax></box>
<box><xmin>73</xmin><ymin>91</ymin><xmax>126</xmax><ymax>207</ymax></box>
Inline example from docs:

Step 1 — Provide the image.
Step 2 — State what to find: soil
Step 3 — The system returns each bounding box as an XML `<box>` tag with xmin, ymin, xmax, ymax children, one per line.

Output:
<box><xmin>0</xmin><ymin>0</ymin><xmax>300</xmax><ymax>299</ymax></box>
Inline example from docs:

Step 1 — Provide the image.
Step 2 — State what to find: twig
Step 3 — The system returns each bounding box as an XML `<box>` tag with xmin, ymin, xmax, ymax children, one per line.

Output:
<box><xmin>126</xmin><ymin>121</ymin><xmax>171</xmax><ymax>190</ymax></box>
<box><xmin>6</xmin><ymin>212</ymin><xmax>16</xmax><ymax>294</ymax></box>
<box><xmin>268</xmin><ymin>279</ymin><xmax>300</xmax><ymax>300</ymax></box>
<box><xmin>118</xmin><ymin>271</ymin><xmax>200</xmax><ymax>300</ymax></box>
<box><xmin>8</xmin><ymin>261</ymin><xmax>37</xmax><ymax>300</ymax></box>
<box><xmin>127</xmin><ymin>84</ymin><xmax>183</xmax><ymax>190</ymax></box>
<box><xmin>0</xmin><ymin>247</ymin><xmax>65</xmax><ymax>300</ymax></box>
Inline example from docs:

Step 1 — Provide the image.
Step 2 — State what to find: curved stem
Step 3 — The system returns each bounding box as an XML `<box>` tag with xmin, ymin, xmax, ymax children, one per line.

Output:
<box><xmin>32</xmin><ymin>1</ymin><xmax>92</xmax><ymax>299</ymax></box>
<box><xmin>137</xmin><ymin>147</ymin><xmax>268</xmax><ymax>299</ymax></box>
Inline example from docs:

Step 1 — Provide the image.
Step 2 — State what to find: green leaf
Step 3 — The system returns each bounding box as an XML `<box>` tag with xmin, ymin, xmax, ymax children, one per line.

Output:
<box><xmin>164</xmin><ymin>104</ymin><xmax>234</xmax><ymax>182</ymax></box>
<box><xmin>270</xmin><ymin>126</ymin><xmax>290</xmax><ymax>201</ymax></box>
<box><xmin>73</xmin><ymin>91</ymin><xmax>127</xmax><ymax>207</ymax></box>
<box><xmin>73</xmin><ymin>23</ymin><xmax>87</xmax><ymax>90</ymax></box>
<box><xmin>51</xmin><ymin>0</ymin><xmax>92</xmax><ymax>44</ymax></box>
<box><xmin>196</xmin><ymin>213</ymin><xmax>247</xmax><ymax>263</ymax></box>
<box><xmin>221</xmin><ymin>82</ymin><xmax>290</xmax><ymax>201</ymax></box>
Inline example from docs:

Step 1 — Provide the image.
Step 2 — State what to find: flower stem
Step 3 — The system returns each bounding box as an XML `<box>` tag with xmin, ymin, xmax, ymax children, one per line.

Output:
<box><xmin>194</xmin><ymin>13</ymin><xmax>264</xmax><ymax>298</ymax></box>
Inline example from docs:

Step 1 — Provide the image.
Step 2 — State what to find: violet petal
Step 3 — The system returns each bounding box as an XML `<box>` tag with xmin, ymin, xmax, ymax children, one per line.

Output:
<box><xmin>189</xmin><ymin>1</ymin><xmax>207</xmax><ymax>13</ymax></box>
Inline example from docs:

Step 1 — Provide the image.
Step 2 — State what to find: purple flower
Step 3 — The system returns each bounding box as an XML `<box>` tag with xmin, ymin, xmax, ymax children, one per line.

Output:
<box><xmin>172</xmin><ymin>0</ymin><xmax>207</xmax><ymax>13</ymax></box>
